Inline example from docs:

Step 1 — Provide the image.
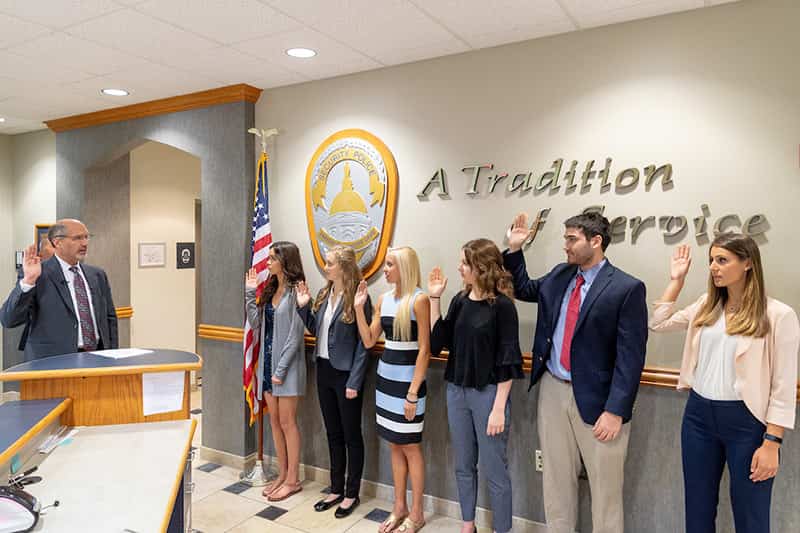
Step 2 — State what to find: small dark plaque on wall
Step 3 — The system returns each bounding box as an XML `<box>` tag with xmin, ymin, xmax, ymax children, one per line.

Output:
<box><xmin>176</xmin><ymin>242</ymin><xmax>195</xmax><ymax>269</ymax></box>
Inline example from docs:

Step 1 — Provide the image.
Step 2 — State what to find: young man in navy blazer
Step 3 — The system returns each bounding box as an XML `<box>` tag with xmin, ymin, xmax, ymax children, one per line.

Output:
<box><xmin>503</xmin><ymin>212</ymin><xmax>648</xmax><ymax>533</ymax></box>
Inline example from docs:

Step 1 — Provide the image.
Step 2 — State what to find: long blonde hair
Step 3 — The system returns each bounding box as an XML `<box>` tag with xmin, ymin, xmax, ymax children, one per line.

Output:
<box><xmin>461</xmin><ymin>238</ymin><xmax>513</xmax><ymax>303</ymax></box>
<box><xmin>693</xmin><ymin>233</ymin><xmax>770</xmax><ymax>337</ymax></box>
<box><xmin>388</xmin><ymin>247</ymin><xmax>422</xmax><ymax>342</ymax></box>
<box><xmin>312</xmin><ymin>245</ymin><xmax>362</xmax><ymax>324</ymax></box>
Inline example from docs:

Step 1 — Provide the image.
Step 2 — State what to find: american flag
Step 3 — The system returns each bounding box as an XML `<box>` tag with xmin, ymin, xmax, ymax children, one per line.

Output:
<box><xmin>243</xmin><ymin>151</ymin><xmax>272</xmax><ymax>425</ymax></box>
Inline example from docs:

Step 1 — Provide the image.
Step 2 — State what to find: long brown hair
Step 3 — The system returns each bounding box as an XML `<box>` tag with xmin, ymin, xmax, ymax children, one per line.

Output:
<box><xmin>312</xmin><ymin>245</ymin><xmax>362</xmax><ymax>323</ymax></box>
<box><xmin>258</xmin><ymin>241</ymin><xmax>306</xmax><ymax>305</ymax></box>
<box><xmin>693</xmin><ymin>233</ymin><xmax>770</xmax><ymax>337</ymax></box>
<box><xmin>461</xmin><ymin>238</ymin><xmax>513</xmax><ymax>303</ymax></box>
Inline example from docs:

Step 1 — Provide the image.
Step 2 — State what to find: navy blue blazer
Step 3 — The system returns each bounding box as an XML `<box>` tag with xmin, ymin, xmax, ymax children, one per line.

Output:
<box><xmin>297</xmin><ymin>294</ymin><xmax>372</xmax><ymax>391</ymax></box>
<box><xmin>503</xmin><ymin>250</ymin><xmax>648</xmax><ymax>424</ymax></box>
<box><xmin>1</xmin><ymin>256</ymin><xmax>118</xmax><ymax>361</ymax></box>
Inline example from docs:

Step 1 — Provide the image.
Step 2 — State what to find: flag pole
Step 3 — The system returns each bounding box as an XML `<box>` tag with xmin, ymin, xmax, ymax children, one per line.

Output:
<box><xmin>240</xmin><ymin>127</ymin><xmax>280</xmax><ymax>487</ymax></box>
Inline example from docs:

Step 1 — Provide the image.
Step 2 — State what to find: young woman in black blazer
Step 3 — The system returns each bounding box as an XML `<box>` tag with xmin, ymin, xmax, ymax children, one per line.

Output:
<box><xmin>296</xmin><ymin>245</ymin><xmax>372</xmax><ymax>518</ymax></box>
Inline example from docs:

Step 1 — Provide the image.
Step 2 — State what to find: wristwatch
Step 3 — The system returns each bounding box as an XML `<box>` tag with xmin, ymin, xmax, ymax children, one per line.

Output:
<box><xmin>763</xmin><ymin>432</ymin><xmax>783</xmax><ymax>445</ymax></box>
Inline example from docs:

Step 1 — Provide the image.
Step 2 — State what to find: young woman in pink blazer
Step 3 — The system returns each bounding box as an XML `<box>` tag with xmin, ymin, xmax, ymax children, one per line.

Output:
<box><xmin>650</xmin><ymin>233</ymin><xmax>799</xmax><ymax>533</ymax></box>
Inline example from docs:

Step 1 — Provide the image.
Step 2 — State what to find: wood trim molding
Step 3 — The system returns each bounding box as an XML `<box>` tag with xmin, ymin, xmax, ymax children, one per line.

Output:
<box><xmin>160</xmin><ymin>418</ymin><xmax>196</xmax><ymax>533</ymax></box>
<box><xmin>115</xmin><ymin>306</ymin><xmax>133</xmax><ymax>319</ymax></box>
<box><xmin>0</xmin><ymin>356</ymin><xmax>203</xmax><ymax>382</ymax></box>
<box><xmin>0</xmin><ymin>398</ymin><xmax>72</xmax><ymax>466</ymax></box>
<box><xmin>198</xmin><ymin>323</ymin><xmax>800</xmax><ymax>398</ymax></box>
<box><xmin>45</xmin><ymin>84</ymin><xmax>262</xmax><ymax>133</ymax></box>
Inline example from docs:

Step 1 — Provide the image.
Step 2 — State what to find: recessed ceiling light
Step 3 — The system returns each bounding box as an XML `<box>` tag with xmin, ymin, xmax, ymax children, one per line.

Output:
<box><xmin>0</xmin><ymin>118</ymin><xmax>5</xmax><ymax>123</ymax></box>
<box><xmin>100</xmin><ymin>88</ymin><xmax>129</xmax><ymax>96</ymax></box>
<box><xmin>286</xmin><ymin>48</ymin><xmax>316</xmax><ymax>58</ymax></box>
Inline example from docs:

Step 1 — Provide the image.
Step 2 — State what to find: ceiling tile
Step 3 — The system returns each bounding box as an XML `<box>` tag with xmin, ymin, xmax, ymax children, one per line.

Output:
<box><xmin>0</xmin><ymin>0</ymin><xmax>121</xmax><ymax>29</ymax></box>
<box><xmin>0</xmin><ymin>76</ymin><xmax>41</xmax><ymax>100</ymax></box>
<box><xmin>136</xmin><ymin>0</ymin><xmax>302</xmax><ymax>45</ymax></box>
<box><xmin>0</xmin><ymin>50</ymin><xmax>95</xmax><ymax>84</ymax></box>
<box><xmin>66</xmin><ymin>8</ymin><xmax>219</xmax><ymax>66</ymax></box>
<box><xmin>235</xmin><ymin>27</ymin><xmax>381</xmax><ymax>80</ymax></box>
<box><xmin>0</xmin><ymin>116</ymin><xmax>46</xmax><ymax>135</ymax></box>
<box><xmin>561</xmin><ymin>0</ymin><xmax>705</xmax><ymax>28</ymax></box>
<box><xmin>174</xmin><ymin>46</ymin><xmax>307</xmax><ymax>86</ymax></box>
<box><xmin>415</xmin><ymin>0</ymin><xmax>573</xmax><ymax>47</ymax></box>
<box><xmin>0</xmin><ymin>91</ymin><xmax>110</xmax><ymax>121</ymax></box>
<box><xmin>268</xmin><ymin>0</ymin><xmax>469</xmax><ymax>64</ymax></box>
<box><xmin>66</xmin><ymin>61</ymin><xmax>226</xmax><ymax>103</ymax></box>
<box><xmin>0</xmin><ymin>12</ymin><xmax>51</xmax><ymax>48</ymax></box>
<box><xmin>8</xmin><ymin>32</ymin><xmax>150</xmax><ymax>76</ymax></box>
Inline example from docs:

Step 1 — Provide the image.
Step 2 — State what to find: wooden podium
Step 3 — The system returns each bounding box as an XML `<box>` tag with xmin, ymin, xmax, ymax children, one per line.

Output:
<box><xmin>0</xmin><ymin>349</ymin><xmax>202</xmax><ymax>426</ymax></box>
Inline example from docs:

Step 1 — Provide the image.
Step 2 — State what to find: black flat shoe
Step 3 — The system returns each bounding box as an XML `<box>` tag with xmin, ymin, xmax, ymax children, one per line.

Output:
<box><xmin>334</xmin><ymin>496</ymin><xmax>360</xmax><ymax>518</ymax></box>
<box><xmin>314</xmin><ymin>494</ymin><xmax>344</xmax><ymax>512</ymax></box>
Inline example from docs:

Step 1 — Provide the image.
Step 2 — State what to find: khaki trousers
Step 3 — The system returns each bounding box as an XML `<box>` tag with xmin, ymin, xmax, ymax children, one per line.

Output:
<box><xmin>538</xmin><ymin>372</ymin><xmax>631</xmax><ymax>533</ymax></box>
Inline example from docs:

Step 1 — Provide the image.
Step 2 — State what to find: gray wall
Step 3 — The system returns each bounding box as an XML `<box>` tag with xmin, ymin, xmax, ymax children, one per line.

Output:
<box><xmin>276</xmin><ymin>354</ymin><xmax>799</xmax><ymax>532</ymax></box>
<box><xmin>55</xmin><ymin>101</ymin><xmax>256</xmax><ymax>457</ymax></box>
<box><xmin>84</xmin><ymin>153</ymin><xmax>131</xmax><ymax>347</ymax></box>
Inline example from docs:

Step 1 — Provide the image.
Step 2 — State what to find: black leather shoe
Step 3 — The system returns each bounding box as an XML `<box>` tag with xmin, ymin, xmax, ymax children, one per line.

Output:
<box><xmin>334</xmin><ymin>496</ymin><xmax>360</xmax><ymax>518</ymax></box>
<box><xmin>314</xmin><ymin>494</ymin><xmax>344</xmax><ymax>512</ymax></box>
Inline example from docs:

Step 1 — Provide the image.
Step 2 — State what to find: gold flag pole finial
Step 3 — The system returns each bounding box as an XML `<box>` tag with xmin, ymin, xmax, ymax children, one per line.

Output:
<box><xmin>247</xmin><ymin>127</ymin><xmax>279</xmax><ymax>154</ymax></box>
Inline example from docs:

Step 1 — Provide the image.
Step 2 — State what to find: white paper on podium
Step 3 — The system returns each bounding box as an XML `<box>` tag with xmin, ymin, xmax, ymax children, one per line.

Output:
<box><xmin>91</xmin><ymin>348</ymin><xmax>154</xmax><ymax>359</ymax></box>
<box><xmin>142</xmin><ymin>371</ymin><xmax>185</xmax><ymax>416</ymax></box>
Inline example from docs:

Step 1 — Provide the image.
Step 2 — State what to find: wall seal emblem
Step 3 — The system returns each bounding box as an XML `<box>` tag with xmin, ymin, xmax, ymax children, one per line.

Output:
<box><xmin>305</xmin><ymin>129</ymin><xmax>398</xmax><ymax>278</ymax></box>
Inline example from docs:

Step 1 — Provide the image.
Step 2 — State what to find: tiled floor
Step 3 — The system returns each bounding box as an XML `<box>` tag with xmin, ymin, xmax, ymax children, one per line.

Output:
<box><xmin>189</xmin><ymin>387</ymin><xmax>463</xmax><ymax>533</ymax></box>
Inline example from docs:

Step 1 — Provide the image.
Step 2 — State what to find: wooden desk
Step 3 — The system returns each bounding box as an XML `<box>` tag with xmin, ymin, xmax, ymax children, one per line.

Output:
<box><xmin>0</xmin><ymin>350</ymin><xmax>202</xmax><ymax>426</ymax></box>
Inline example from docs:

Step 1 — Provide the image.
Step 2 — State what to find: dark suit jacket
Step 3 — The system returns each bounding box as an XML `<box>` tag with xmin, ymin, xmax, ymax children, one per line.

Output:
<box><xmin>503</xmin><ymin>250</ymin><xmax>648</xmax><ymax>424</ymax></box>
<box><xmin>15</xmin><ymin>266</ymin><xmax>29</xmax><ymax>351</ymax></box>
<box><xmin>1</xmin><ymin>256</ymin><xmax>119</xmax><ymax>361</ymax></box>
<box><xmin>297</xmin><ymin>294</ymin><xmax>372</xmax><ymax>391</ymax></box>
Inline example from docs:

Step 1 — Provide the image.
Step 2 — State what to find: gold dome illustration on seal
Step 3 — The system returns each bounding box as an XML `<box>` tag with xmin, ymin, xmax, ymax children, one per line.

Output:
<box><xmin>305</xmin><ymin>129</ymin><xmax>398</xmax><ymax>278</ymax></box>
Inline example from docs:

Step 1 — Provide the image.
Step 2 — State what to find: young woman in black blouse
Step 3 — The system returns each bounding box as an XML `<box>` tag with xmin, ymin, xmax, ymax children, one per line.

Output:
<box><xmin>428</xmin><ymin>238</ymin><xmax>524</xmax><ymax>533</ymax></box>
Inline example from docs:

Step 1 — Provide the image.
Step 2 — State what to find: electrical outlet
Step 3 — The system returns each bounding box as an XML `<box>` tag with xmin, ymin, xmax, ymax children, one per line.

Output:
<box><xmin>535</xmin><ymin>450</ymin><xmax>543</xmax><ymax>472</ymax></box>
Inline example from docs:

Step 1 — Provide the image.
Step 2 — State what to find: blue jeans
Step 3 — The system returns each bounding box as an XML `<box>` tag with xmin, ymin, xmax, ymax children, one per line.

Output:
<box><xmin>682</xmin><ymin>390</ymin><xmax>774</xmax><ymax>533</ymax></box>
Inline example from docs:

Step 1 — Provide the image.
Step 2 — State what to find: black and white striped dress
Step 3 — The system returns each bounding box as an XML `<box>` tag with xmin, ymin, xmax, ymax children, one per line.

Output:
<box><xmin>376</xmin><ymin>289</ymin><xmax>426</xmax><ymax>444</ymax></box>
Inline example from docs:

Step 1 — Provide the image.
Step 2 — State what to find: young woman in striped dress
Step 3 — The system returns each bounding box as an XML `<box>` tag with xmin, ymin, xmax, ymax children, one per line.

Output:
<box><xmin>355</xmin><ymin>247</ymin><xmax>431</xmax><ymax>533</ymax></box>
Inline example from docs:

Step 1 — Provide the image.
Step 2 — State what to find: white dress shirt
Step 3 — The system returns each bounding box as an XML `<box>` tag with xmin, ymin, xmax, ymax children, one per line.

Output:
<box><xmin>20</xmin><ymin>255</ymin><xmax>99</xmax><ymax>349</ymax></box>
<box><xmin>316</xmin><ymin>291</ymin><xmax>341</xmax><ymax>360</ymax></box>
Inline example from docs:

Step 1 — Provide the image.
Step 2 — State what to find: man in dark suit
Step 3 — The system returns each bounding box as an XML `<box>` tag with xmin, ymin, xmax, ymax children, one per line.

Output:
<box><xmin>503</xmin><ymin>212</ymin><xmax>648</xmax><ymax>533</ymax></box>
<box><xmin>1</xmin><ymin>219</ymin><xmax>118</xmax><ymax>361</ymax></box>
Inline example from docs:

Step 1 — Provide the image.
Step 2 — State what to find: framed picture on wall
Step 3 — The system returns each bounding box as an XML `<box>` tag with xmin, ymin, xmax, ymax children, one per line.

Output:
<box><xmin>34</xmin><ymin>223</ymin><xmax>53</xmax><ymax>255</ymax></box>
<box><xmin>138</xmin><ymin>242</ymin><xmax>166</xmax><ymax>268</ymax></box>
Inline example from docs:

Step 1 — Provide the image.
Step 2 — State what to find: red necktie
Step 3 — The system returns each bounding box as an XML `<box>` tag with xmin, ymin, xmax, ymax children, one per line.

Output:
<box><xmin>560</xmin><ymin>274</ymin><xmax>584</xmax><ymax>371</ymax></box>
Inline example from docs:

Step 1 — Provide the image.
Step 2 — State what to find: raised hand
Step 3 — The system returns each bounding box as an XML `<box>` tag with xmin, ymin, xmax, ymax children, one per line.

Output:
<box><xmin>22</xmin><ymin>243</ymin><xmax>42</xmax><ymax>285</ymax></box>
<box><xmin>670</xmin><ymin>244</ymin><xmax>692</xmax><ymax>281</ymax></box>
<box><xmin>354</xmin><ymin>280</ymin><xmax>368</xmax><ymax>308</ymax></box>
<box><xmin>296</xmin><ymin>281</ymin><xmax>311</xmax><ymax>307</ymax></box>
<box><xmin>427</xmin><ymin>267</ymin><xmax>448</xmax><ymax>297</ymax></box>
<box><xmin>244</xmin><ymin>267</ymin><xmax>258</xmax><ymax>290</ymax></box>
<box><xmin>508</xmin><ymin>212</ymin><xmax>531</xmax><ymax>252</ymax></box>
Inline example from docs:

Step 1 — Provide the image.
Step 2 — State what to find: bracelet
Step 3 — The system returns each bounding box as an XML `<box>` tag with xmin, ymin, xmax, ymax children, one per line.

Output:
<box><xmin>763</xmin><ymin>432</ymin><xmax>783</xmax><ymax>445</ymax></box>
<box><xmin>430</xmin><ymin>296</ymin><xmax>441</xmax><ymax>299</ymax></box>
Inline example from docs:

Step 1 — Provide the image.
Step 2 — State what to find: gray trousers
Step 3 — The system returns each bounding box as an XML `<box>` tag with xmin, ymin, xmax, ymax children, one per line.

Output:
<box><xmin>446</xmin><ymin>382</ymin><xmax>513</xmax><ymax>533</ymax></box>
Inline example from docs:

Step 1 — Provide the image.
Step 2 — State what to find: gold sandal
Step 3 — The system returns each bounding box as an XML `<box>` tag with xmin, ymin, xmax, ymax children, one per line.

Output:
<box><xmin>395</xmin><ymin>516</ymin><xmax>426</xmax><ymax>533</ymax></box>
<box><xmin>378</xmin><ymin>512</ymin><xmax>408</xmax><ymax>533</ymax></box>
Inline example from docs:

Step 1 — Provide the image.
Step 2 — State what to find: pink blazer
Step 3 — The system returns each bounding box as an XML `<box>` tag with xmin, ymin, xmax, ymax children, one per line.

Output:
<box><xmin>650</xmin><ymin>294</ymin><xmax>799</xmax><ymax>429</ymax></box>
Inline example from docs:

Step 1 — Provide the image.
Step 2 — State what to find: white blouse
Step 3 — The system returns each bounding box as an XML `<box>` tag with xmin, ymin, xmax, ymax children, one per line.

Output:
<box><xmin>693</xmin><ymin>313</ymin><xmax>740</xmax><ymax>401</ymax></box>
<box><xmin>316</xmin><ymin>292</ymin><xmax>341</xmax><ymax>360</ymax></box>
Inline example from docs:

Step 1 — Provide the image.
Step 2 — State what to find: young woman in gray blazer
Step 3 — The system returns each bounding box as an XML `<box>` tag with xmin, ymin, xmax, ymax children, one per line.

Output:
<box><xmin>296</xmin><ymin>245</ymin><xmax>372</xmax><ymax>518</ymax></box>
<box><xmin>245</xmin><ymin>241</ymin><xmax>307</xmax><ymax>502</ymax></box>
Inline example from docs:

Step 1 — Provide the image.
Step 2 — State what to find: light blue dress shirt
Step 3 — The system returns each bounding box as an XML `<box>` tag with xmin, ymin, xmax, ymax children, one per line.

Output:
<box><xmin>547</xmin><ymin>259</ymin><xmax>607</xmax><ymax>381</ymax></box>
